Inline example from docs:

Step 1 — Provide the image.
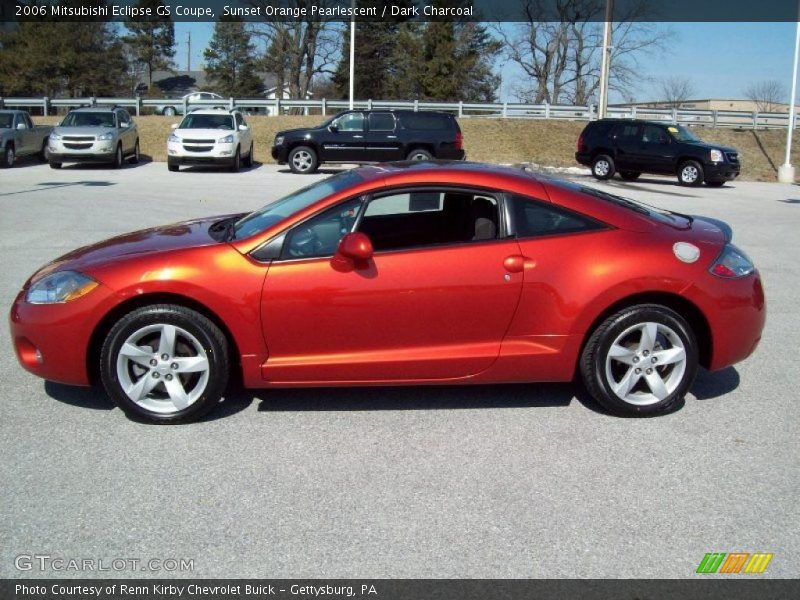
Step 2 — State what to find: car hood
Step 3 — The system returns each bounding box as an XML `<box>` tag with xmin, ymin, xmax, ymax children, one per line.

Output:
<box><xmin>681</xmin><ymin>140</ymin><xmax>738</xmax><ymax>154</ymax></box>
<box><xmin>172</xmin><ymin>129</ymin><xmax>234</xmax><ymax>140</ymax></box>
<box><xmin>276</xmin><ymin>126</ymin><xmax>319</xmax><ymax>138</ymax></box>
<box><xmin>53</xmin><ymin>126</ymin><xmax>115</xmax><ymax>137</ymax></box>
<box><xmin>27</xmin><ymin>215</ymin><xmax>235</xmax><ymax>286</ymax></box>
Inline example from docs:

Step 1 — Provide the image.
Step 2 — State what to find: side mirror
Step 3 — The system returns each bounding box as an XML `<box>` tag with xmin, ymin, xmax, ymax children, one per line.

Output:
<box><xmin>16</xmin><ymin>122</ymin><xmax>26</xmax><ymax>130</ymax></box>
<box><xmin>170</xmin><ymin>123</ymin><xmax>178</xmax><ymax>130</ymax></box>
<box><xmin>328</xmin><ymin>123</ymin><xmax>338</xmax><ymax>133</ymax></box>
<box><xmin>238</xmin><ymin>124</ymin><xmax>248</xmax><ymax>131</ymax></box>
<box><xmin>337</xmin><ymin>232</ymin><xmax>373</xmax><ymax>261</ymax></box>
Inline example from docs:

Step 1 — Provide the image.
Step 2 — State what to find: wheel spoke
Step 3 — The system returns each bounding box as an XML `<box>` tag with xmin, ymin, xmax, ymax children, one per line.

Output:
<box><xmin>173</xmin><ymin>356</ymin><xmax>209</xmax><ymax>373</ymax></box>
<box><xmin>608</xmin><ymin>343</ymin><xmax>636</xmax><ymax>365</ymax></box>
<box><xmin>645</xmin><ymin>371</ymin><xmax>669</xmax><ymax>401</ymax></box>
<box><xmin>120</xmin><ymin>342</ymin><xmax>154</xmax><ymax>368</ymax></box>
<box><xmin>638</xmin><ymin>323</ymin><xmax>658</xmax><ymax>353</ymax></box>
<box><xmin>613</xmin><ymin>367</ymin><xmax>641</xmax><ymax>398</ymax></box>
<box><xmin>157</xmin><ymin>324</ymin><xmax>177</xmax><ymax>357</ymax></box>
<box><xmin>164</xmin><ymin>377</ymin><xmax>191</xmax><ymax>410</ymax></box>
<box><xmin>652</xmin><ymin>346</ymin><xmax>685</xmax><ymax>366</ymax></box>
<box><xmin>126</xmin><ymin>373</ymin><xmax>159</xmax><ymax>401</ymax></box>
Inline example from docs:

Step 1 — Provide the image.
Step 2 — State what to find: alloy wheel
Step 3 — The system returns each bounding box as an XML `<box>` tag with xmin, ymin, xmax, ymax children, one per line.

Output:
<box><xmin>681</xmin><ymin>165</ymin><xmax>699</xmax><ymax>183</ymax></box>
<box><xmin>116</xmin><ymin>323</ymin><xmax>210</xmax><ymax>415</ymax></box>
<box><xmin>604</xmin><ymin>321</ymin><xmax>687</xmax><ymax>406</ymax></box>
<box><xmin>292</xmin><ymin>150</ymin><xmax>313</xmax><ymax>172</ymax></box>
<box><xmin>6</xmin><ymin>147</ymin><xmax>14</xmax><ymax>167</ymax></box>
<box><xmin>594</xmin><ymin>159</ymin><xmax>609</xmax><ymax>177</ymax></box>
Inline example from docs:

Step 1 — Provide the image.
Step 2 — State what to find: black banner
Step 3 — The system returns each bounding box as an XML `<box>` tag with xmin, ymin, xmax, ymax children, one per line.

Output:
<box><xmin>3</xmin><ymin>580</ymin><xmax>800</xmax><ymax>600</ymax></box>
<box><xmin>1</xmin><ymin>0</ymin><xmax>799</xmax><ymax>23</ymax></box>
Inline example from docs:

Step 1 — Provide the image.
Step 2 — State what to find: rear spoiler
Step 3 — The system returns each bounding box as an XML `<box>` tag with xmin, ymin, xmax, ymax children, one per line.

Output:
<box><xmin>693</xmin><ymin>215</ymin><xmax>733</xmax><ymax>243</ymax></box>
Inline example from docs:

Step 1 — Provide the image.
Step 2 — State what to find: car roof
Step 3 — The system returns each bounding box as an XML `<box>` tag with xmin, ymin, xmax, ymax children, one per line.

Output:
<box><xmin>593</xmin><ymin>118</ymin><xmax>674</xmax><ymax>127</ymax></box>
<box><xmin>184</xmin><ymin>108</ymin><xmax>235</xmax><ymax>116</ymax></box>
<box><xmin>69</xmin><ymin>106</ymin><xmax>119</xmax><ymax>113</ymax></box>
<box><xmin>350</xmin><ymin>160</ymin><xmax>543</xmax><ymax>187</ymax></box>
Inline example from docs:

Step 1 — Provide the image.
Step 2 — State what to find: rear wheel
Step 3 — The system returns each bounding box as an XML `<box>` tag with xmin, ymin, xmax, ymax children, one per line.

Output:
<box><xmin>580</xmin><ymin>304</ymin><xmax>698</xmax><ymax>416</ymax></box>
<box><xmin>288</xmin><ymin>145</ymin><xmax>318</xmax><ymax>174</ymax></box>
<box><xmin>678</xmin><ymin>160</ymin><xmax>704</xmax><ymax>186</ymax></box>
<box><xmin>406</xmin><ymin>148</ymin><xmax>433</xmax><ymax>161</ymax></box>
<box><xmin>100</xmin><ymin>304</ymin><xmax>229</xmax><ymax>424</ymax></box>
<box><xmin>2</xmin><ymin>144</ymin><xmax>14</xmax><ymax>168</ymax></box>
<box><xmin>591</xmin><ymin>154</ymin><xmax>615</xmax><ymax>180</ymax></box>
<box><xmin>619</xmin><ymin>170</ymin><xmax>641</xmax><ymax>181</ymax></box>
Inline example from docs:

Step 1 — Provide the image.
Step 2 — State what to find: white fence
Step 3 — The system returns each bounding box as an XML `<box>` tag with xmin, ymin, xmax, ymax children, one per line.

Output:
<box><xmin>0</xmin><ymin>95</ymin><xmax>795</xmax><ymax>130</ymax></box>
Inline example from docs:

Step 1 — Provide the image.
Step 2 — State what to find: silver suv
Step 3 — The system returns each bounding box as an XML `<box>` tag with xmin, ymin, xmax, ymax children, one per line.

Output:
<box><xmin>48</xmin><ymin>107</ymin><xmax>139</xmax><ymax>169</ymax></box>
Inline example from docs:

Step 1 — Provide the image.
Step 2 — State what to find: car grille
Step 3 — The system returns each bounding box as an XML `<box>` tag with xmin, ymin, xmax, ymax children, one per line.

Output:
<box><xmin>182</xmin><ymin>138</ymin><xmax>215</xmax><ymax>153</ymax></box>
<box><xmin>63</xmin><ymin>142</ymin><xmax>93</xmax><ymax>150</ymax></box>
<box><xmin>725</xmin><ymin>152</ymin><xmax>739</xmax><ymax>163</ymax></box>
<box><xmin>63</xmin><ymin>136</ymin><xmax>95</xmax><ymax>142</ymax></box>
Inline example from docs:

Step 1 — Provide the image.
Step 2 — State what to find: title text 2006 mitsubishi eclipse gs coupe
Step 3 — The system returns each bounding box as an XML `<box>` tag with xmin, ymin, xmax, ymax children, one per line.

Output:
<box><xmin>9</xmin><ymin>162</ymin><xmax>765</xmax><ymax>423</ymax></box>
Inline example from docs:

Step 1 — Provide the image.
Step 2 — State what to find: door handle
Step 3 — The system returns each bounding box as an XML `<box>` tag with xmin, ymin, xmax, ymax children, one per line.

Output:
<box><xmin>352</xmin><ymin>135</ymin><xmax>363</xmax><ymax>139</ymax></box>
<box><xmin>503</xmin><ymin>255</ymin><xmax>526</xmax><ymax>273</ymax></box>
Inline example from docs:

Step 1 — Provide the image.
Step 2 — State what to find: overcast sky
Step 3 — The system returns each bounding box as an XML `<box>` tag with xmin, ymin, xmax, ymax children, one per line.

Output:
<box><xmin>172</xmin><ymin>21</ymin><xmax>798</xmax><ymax>104</ymax></box>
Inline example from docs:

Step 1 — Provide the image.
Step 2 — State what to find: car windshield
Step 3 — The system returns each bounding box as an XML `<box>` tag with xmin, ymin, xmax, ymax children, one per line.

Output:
<box><xmin>232</xmin><ymin>170</ymin><xmax>366</xmax><ymax>240</ymax></box>
<box><xmin>61</xmin><ymin>112</ymin><xmax>116</xmax><ymax>127</ymax></box>
<box><xmin>0</xmin><ymin>114</ymin><xmax>13</xmax><ymax>128</ymax></box>
<box><xmin>178</xmin><ymin>114</ymin><xmax>234</xmax><ymax>130</ymax></box>
<box><xmin>667</xmin><ymin>125</ymin><xmax>699</xmax><ymax>142</ymax></box>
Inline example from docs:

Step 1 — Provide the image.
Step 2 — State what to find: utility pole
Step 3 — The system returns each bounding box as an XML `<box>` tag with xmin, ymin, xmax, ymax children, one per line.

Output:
<box><xmin>779</xmin><ymin>9</ymin><xmax>800</xmax><ymax>183</ymax></box>
<box><xmin>187</xmin><ymin>31</ymin><xmax>192</xmax><ymax>72</ymax></box>
<box><xmin>349</xmin><ymin>0</ymin><xmax>355</xmax><ymax>110</ymax></box>
<box><xmin>597</xmin><ymin>0</ymin><xmax>614</xmax><ymax>119</ymax></box>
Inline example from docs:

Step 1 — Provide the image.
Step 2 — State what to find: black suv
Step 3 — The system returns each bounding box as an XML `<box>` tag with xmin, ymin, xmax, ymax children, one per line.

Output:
<box><xmin>575</xmin><ymin>119</ymin><xmax>740</xmax><ymax>187</ymax></box>
<box><xmin>271</xmin><ymin>110</ymin><xmax>465</xmax><ymax>174</ymax></box>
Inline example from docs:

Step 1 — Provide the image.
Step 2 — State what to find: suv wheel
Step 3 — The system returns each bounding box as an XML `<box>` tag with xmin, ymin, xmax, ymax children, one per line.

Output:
<box><xmin>406</xmin><ymin>148</ymin><xmax>433</xmax><ymax>161</ymax></box>
<box><xmin>619</xmin><ymin>170</ymin><xmax>640</xmax><ymax>181</ymax></box>
<box><xmin>289</xmin><ymin>146</ymin><xmax>318</xmax><ymax>174</ymax></box>
<box><xmin>2</xmin><ymin>144</ymin><xmax>14</xmax><ymax>168</ymax></box>
<box><xmin>167</xmin><ymin>160</ymin><xmax>179</xmax><ymax>172</ymax></box>
<box><xmin>100</xmin><ymin>304</ymin><xmax>229</xmax><ymax>424</ymax></box>
<box><xmin>49</xmin><ymin>161</ymin><xmax>62</xmax><ymax>169</ymax></box>
<box><xmin>229</xmin><ymin>147</ymin><xmax>241</xmax><ymax>172</ymax></box>
<box><xmin>164</xmin><ymin>107</ymin><xmax>177</xmax><ymax>117</ymax></box>
<box><xmin>580</xmin><ymin>304</ymin><xmax>698</xmax><ymax>416</ymax></box>
<box><xmin>678</xmin><ymin>160</ymin><xmax>704</xmax><ymax>186</ymax></box>
<box><xmin>591</xmin><ymin>154</ymin><xmax>615</xmax><ymax>180</ymax></box>
<box><xmin>112</xmin><ymin>144</ymin><xmax>123</xmax><ymax>169</ymax></box>
<box><xmin>243</xmin><ymin>142</ymin><xmax>254</xmax><ymax>167</ymax></box>
<box><xmin>130</xmin><ymin>139</ymin><xmax>140</xmax><ymax>164</ymax></box>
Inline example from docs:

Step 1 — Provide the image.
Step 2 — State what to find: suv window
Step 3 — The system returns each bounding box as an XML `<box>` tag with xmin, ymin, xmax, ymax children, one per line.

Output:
<box><xmin>333</xmin><ymin>112</ymin><xmax>364</xmax><ymax>132</ymax></box>
<box><xmin>23</xmin><ymin>113</ymin><xmax>34</xmax><ymax>129</ymax></box>
<box><xmin>235</xmin><ymin>113</ymin><xmax>245</xmax><ymax>128</ymax></box>
<box><xmin>282</xmin><ymin>197</ymin><xmax>362</xmax><ymax>259</ymax></box>
<box><xmin>401</xmin><ymin>113</ymin><xmax>451</xmax><ymax>130</ymax></box>
<box><xmin>116</xmin><ymin>110</ymin><xmax>131</xmax><ymax>126</ymax></box>
<box><xmin>585</xmin><ymin>120</ymin><xmax>615</xmax><ymax>139</ymax></box>
<box><xmin>179</xmin><ymin>113</ymin><xmax>234</xmax><ymax>130</ymax></box>
<box><xmin>614</xmin><ymin>123</ymin><xmax>639</xmax><ymax>140</ymax></box>
<box><xmin>511</xmin><ymin>195</ymin><xmax>604</xmax><ymax>238</ymax></box>
<box><xmin>642</xmin><ymin>125</ymin><xmax>668</xmax><ymax>144</ymax></box>
<box><xmin>14</xmin><ymin>113</ymin><xmax>29</xmax><ymax>129</ymax></box>
<box><xmin>61</xmin><ymin>112</ymin><xmax>116</xmax><ymax>127</ymax></box>
<box><xmin>368</xmin><ymin>112</ymin><xmax>395</xmax><ymax>132</ymax></box>
<box><xmin>359</xmin><ymin>189</ymin><xmax>499</xmax><ymax>252</ymax></box>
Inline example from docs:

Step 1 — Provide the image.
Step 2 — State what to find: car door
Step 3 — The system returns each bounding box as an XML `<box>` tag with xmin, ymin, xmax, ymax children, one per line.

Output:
<box><xmin>612</xmin><ymin>122</ymin><xmax>642</xmax><ymax>170</ymax></box>
<box><xmin>260</xmin><ymin>187</ymin><xmax>524</xmax><ymax>383</ymax></box>
<box><xmin>320</xmin><ymin>112</ymin><xmax>366</xmax><ymax>162</ymax></box>
<box><xmin>235</xmin><ymin>112</ymin><xmax>252</xmax><ymax>152</ymax></box>
<box><xmin>116</xmin><ymin>110</ymin><xmax>134</xmax><ymax>153</ymax></box>
<box><xmin>637</xmin><ymin>124</ymin><xmax>675</xmax><ymax>174</ymax></box>
<box><xmin>13</xmin><ymin>113</ymin><xmax>35</xmax><ymax>154</ymax></box>
<box><xmin>364</xmin><ymin>112</ymin><xmax>402</xmax><ymax>161</ymax></box>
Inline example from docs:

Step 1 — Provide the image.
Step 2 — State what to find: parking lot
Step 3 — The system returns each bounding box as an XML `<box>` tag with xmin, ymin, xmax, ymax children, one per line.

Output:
<box><xmin>0</xmin><ymin>160</ymin><xmax>798</xmax><ymax>578</ymax></box>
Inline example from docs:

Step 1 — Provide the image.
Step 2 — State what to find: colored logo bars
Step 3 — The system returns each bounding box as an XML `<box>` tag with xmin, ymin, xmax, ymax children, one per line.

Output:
<box><xmin>696</xmin><ymin>552</ymin><xmax>773</xmax><ymax>574</ymax></box>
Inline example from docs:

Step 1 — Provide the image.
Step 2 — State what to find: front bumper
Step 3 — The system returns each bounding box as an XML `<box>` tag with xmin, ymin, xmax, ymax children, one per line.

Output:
<box><xmin>271</xmin><ymin>145</ymin><xmax>288</xmax><ymax>163</ymax></box>
<box><xmin>48</xmin><ymin>151</ymin><xmax>116</xmax><ymax>163</ymax></box>
<box><xmin>168</xmin><ymin>155</ymin><xmax>235</xmax><ymax>166</ymax></box>
<box><xmin>704</xmin><ymin>161</ymin><xmax>741</xmax><ymax>182</ymax></box>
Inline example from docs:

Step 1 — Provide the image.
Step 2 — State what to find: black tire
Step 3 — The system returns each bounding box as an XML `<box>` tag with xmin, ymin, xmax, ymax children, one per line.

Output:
<box><xmin>406</xmin><ymin>148</ymin><xmax>434</xmax><ymax>161</ymax></box>
<box><xmin>705</xmin><ymin>180</ymin><xmax>725</xmax><ymax>187</ymax></box>
<box><xmin>49</xmin><ymin>161</ymin><xmax>62</xmax><ymax>169</ymax></box>
<box><xmin>243</xmin><ymin>142</ymin><xmax>254</xmax><ymax>167</ymax></box>
<box><xmin>39</xmin><ymin>140</ymin><xmax>50</xmax><ymax>162</ymax></box>
<box><xmin>288</xmin><ymin>145</ymin><xmax>319</xmax><ymax>174</ymax></box>
<box><xmin>1</xmin><ymin>144</ymin><xmax>14</xmax><ymax>168</ymax></box>
<box><xmin>112</xmin><ymin>144</ymin><xmax>123</xmax><ymax>169</ymax></box>
<box><xmin>591</xmin><ymin>154</ymin><xmax>615</xmax><ymax>180</ymax></box>
<box><xmin>100</xmin><ymin>304</ymin><xmax>230</xmax><ymax>424</ymax></box>
<box><xmin>579</xmin><ymin>304</ymin><xmax>698</xmax><ymax>417</ymax></box>
<box><xmin>677</xmin><ymin>160</ymin><xmax>704</xmax><ymax>186</ymax></box>
<box><xmin>129</xmin><ymin>139</ymin><xmax>140</xmax><ymax>164</ymax></box>
<box><xmin>167</xmin><ymin>159</ymin><xmax>179</xmax><ymax>172</ymax></box>
<box><xmin>229</xmin><ymin>147</ymin><xmax>241</xmax><ymax>172</ymax></box>
<box><xmin>619</xmin><ymin>170</ymin><xmax>641</xmax><ymax>181</ymax></box>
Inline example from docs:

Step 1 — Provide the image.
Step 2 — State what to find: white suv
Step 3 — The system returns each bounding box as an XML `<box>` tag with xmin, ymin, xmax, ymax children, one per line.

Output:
<box><xmin>167</xmin><ymin>109</ymin><xmax>254</xmax><ymax>172</ymax></box>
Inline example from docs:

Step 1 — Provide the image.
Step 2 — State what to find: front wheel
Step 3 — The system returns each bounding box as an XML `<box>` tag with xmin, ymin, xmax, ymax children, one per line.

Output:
<box><xmin>129</xmin><ymin>139</ymin><xmax>140</xmax><ymax>164</ymax></box>
<box><xmin>579</xmin><ymin>304</ymin><xmax>698</xmax><ymax>416</ymax></box>
<box><xmin>2</xmin><ymin>144</ymin><xmax>14</xmax><ymax>168</ymax></box>
<box><xmin>591</xmin><ymin>154</ymin><xmax>615</xmax><ymax>180</ymax></box>
<box><xmin>243</xmin><ymin>142</ymin><xmax>254</xmax><ymax>167</ymax></box>
<box><xmin>229</xmin><ymin>147</ymin><xmax>241</xmax><ymax>172</ymax></box>
<box><xmin>167</xmin><ymin>160</ymin><xmax>179</xmax><ymax>172</ymax></box>
<box><xmin>288</xmin><ymin>145</ymin><xmax>318</xmax><ymax>174</ymax></box>
<box><xmin>49</xmin><ymin>161</ymin><xmax>62</xmax><ymax>169</ymax></box>
<box><xmin>112</xmin><ymin>144</ymin><xmax>123</xmax><ymax>169</ymax></box>
<box><xmin>678</xmin><ymin>160</ymin><xmax>704</xmax><ymax>186</ymax></box>
<box><xmin>100</xmin><ymin>304</ymin><xmax>230</xmax><ymax>424</ymax></box>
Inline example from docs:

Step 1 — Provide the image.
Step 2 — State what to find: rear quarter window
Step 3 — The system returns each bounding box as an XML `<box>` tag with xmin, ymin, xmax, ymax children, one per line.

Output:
<box><xmin>400</xmin><ymin>113</ymin><xmax>453</xmax><ymax>131</ymax></box>
<box><xmin>511</xmin><ymin>194</ymin><xmax>606</xmax><ymax>238</ymax></box>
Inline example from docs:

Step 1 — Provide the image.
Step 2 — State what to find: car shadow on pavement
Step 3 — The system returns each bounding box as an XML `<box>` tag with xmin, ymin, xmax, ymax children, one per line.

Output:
<box><xmin>277</xmin><ymin>167</ymin><xmax>351</xmax><ymax>175</ymax></box>
<box><xmin>690</xmin><ymin>366</ymin><xmax>740</xmax><ymax>400</ymax></box>
<box><xmin>177</xmin><ymin>161</ymin><xmax>264</xmax><ymax>174</ymax></box>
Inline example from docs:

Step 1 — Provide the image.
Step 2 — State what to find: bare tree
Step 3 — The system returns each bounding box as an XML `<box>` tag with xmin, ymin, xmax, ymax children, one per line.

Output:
<box><xmin>744</xmin><ymin>80</ymin><xmax>788</xmax><ymax>113</ymax></box>
<box><xmin>496</xmin><ymin>0</ymin><xmax>671</xmax><ymax>106</ymax></box>
<box><xmin>658</xmin><ymin>76</ymin><xmax>696</xmax><ymax>108</ymax></box>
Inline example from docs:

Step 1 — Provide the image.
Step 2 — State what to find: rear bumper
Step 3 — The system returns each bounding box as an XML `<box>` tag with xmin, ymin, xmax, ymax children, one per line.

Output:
<box><xmin>575</xmin><ymin>152</ymin><xmax>592</xmax><ymax>166</ymax></box>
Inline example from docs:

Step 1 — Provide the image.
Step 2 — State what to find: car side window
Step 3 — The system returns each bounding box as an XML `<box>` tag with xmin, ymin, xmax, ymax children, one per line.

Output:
<box><xmin>615</xmin><ymin>123</ymin><xmax>639</xmax><ymax>141</ymax></box>
<box><xmin>235</xmin><ymin>113</ymin><xmax>245</xmax><ymax>128</ymax></box>
<box><xmin>358</xmin><ymin>189</ymin><xmax>500</xmax><ymax>252</ymax></box>
<box><xmin>642</xmin><ymin>125</ymin><xmax>668</xmax><ymax>144</ymax></box>
<box><xmin>511</xmin><ymin>195</ymin><xmax>605</xmax><ymax>238</ymax></box>
<box><xmin>14</xmin><ymin>114</ymin><xmax>28</xmax><ymax>129</ymax></box>
<box><xmin>368</xmin><ymin>112</ymin><xmax>395</xmax><ymax>132</ymax></box>
<box><xmin>282</xmin><ymin>198</ymin><xmax>363</xmax><ymax>259</ymax></box>
<box><xmin>333</xmin><ymin>113</ymin><xmax>364</xmax><ymax>132</ymax></box>
<box><xmin>23</xmin><ymin>113</ymin><xmax>34</xmax><ymax>129</ymax></box>
<box><xmin>117</xmin><ymin>110</ymin><xmax>130</xmax><ymax>127</ymax></box>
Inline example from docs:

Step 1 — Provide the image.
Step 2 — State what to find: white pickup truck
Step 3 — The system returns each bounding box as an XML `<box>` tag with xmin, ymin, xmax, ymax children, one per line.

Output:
<box><xmin>0</xmin><ymin>110</ymin><xmax>53</xmax><ymax>168</ymax></box>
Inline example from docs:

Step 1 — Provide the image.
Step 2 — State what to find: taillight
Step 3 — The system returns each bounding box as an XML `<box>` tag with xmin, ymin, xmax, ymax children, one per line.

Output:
<box><xmin>710</xmin><ymin>244</ymin><xmax>754</xmax><ymax>278</ymax></box>
<box><xmin>577</xmin><ymin>133</ymin><xmax>585</xmax><ymax>152</ymax></box>
<box><xmin>455</xmin><ymin>131</ymin><xmax>463</xmax><ymax>150</ymax></box>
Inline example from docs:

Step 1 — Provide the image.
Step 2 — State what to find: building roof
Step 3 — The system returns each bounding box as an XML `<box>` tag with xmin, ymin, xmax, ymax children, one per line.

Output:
<box><xmin>138</xmin><ymin>70</ymin><xmax>281</xmax><ymax>97</ymax></box>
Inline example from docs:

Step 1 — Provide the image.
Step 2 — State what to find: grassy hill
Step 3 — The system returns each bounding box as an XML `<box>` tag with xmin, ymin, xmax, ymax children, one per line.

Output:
<box><xmin>35</xmin><ymin>115</ymin><xmax>800</xmax><ymax>181</ymax></box>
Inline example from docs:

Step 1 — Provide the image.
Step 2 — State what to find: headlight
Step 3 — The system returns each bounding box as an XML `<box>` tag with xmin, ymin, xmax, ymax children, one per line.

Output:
<box><xmin>97</xmin><ymin>132</ymin><xmax>114</xmax><ymax>141</ymax></box>
<box><xmin>274</xmin><ymin>136</ymin><xmax>284</xmax><ymax>146</ymax></box>
<box><xmin>49</xmin><ymin>132</ymin><xmax>61</xmax><ymax>141</ymax></box>
<box><xmin>168</xmin><ymin>134</ymin><xmax>181</xmax><ymax>143</ymax></box>
<box><xmin>218</xmin><ymin>135</ymin><xmax>234</xmax><ymax>144</ymax></box>
<box><xmin>26</xmin><ymin>271</ymin><xmax>99</xmax><ymax>304</ymax></box>
<box><xmin>710</xmin><ymin>149</ymin><xmax>724</xmax><ymax>162</ymax></box>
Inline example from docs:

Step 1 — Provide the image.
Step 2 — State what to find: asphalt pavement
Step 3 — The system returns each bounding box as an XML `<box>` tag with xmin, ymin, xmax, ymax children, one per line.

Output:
<box><xmin>0</xmin><ymin>159</ymin><xmax>797</xmax><ymax>578</ymax></box>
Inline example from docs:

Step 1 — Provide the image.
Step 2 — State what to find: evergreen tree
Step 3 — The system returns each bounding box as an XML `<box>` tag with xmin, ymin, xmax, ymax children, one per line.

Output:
<box><xmin>203</xmin><ymin>18</ymin><xmax>263</xmax><ymax>97</ymax></box>
<box><xmin>122</xmin><ymin>0</ymin><xmax>176</xmax><ymax>89</ymax></box>
<box><xmin>332</xmin><ymin>21</ymin><xmax>399</xmax><ymax>100</ymax></box>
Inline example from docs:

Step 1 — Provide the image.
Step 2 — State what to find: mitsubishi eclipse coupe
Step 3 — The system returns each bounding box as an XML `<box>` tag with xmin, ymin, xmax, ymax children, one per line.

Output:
<box><xmin>9</xmin><ymin>162</ymin><xmax>765</xmax><ymax>423</ymax></box>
